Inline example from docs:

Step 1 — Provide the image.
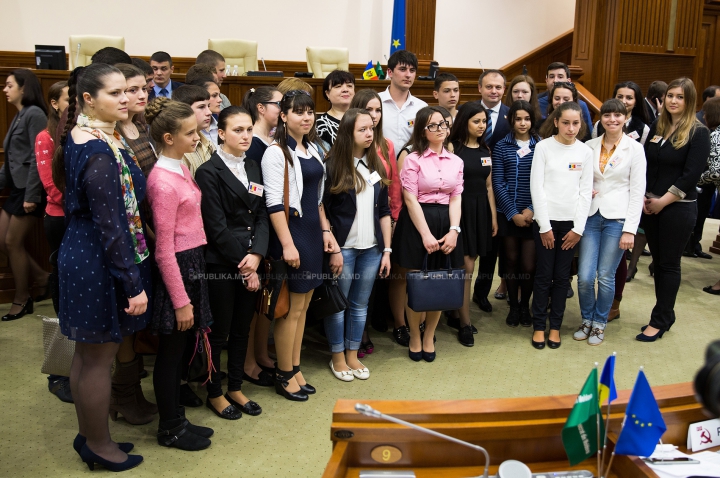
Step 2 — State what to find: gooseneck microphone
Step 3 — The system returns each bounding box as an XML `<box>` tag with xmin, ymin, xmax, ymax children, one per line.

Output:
<box><xmin>76</xmin><ymin>43</ymin><xmax>81</xmax><ymax>67</ymax></box>
<box><xmin>355</xmin><ymin>403</ymin><xmax>490</xmax><ymax>478</ymax></box>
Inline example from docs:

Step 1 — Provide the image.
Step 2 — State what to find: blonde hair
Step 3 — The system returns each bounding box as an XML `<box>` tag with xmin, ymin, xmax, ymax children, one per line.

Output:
<box><xmin>144</xmin><ymin>97</ymin><xmax>194</xmax><ymax>150</ymax></box>
<box><xmin>656</xmin><ymin>77</ymin><xmax>701</xmax><ymax>149</ymax></box>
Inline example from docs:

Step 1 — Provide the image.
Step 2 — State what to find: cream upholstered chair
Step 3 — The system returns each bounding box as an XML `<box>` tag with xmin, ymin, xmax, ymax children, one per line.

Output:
<box><xmin>306</xmin><ymin>47</ymin><xmax>349</xmax><ymax>78</ymax></box>
<box><xmin>208</xmin><ymin>39</ymin><xmax>258</xmax><ymax>74</ymax></box>
<box><xmin>69</xmin><ymin>35</ymin><xmax>125</xmax><ymax>69</ymax></box>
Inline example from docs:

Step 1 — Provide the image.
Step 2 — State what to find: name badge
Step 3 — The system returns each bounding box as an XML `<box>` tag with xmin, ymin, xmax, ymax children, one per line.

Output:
<box><xmin>407</xmin><ymin>120</ymin><xmax>414</xmax><ymax>128</ymax></box>
<box><xmin>367</xmin><ymin>171</ymin><xmax>382</xmax><ymax>186</ymax></box>
<box><xmin>628</xmin><ymin>130</ymin><xmax>640</xmax><ymax>140</ymax></box>
<box><xmin>481</xmin><ymin>157</ymin><xmax>492</xmax><ymax>167</ymax></box>
<box><xmin>517</xmin><ymin>146</ymin><xmax>531</xmax><ymax>158</ymax></box>
<box><xmin>607</xmin><ymin>157</ymin><xmax>622</xmax><ymax>169</ymax></box>
<box><xmin>248</xmin><ymin>182</ymin><xmax>264</xmax><ymax>196</ymax></box>
<box><xmin>568</xmin><ymin>163</ymin><xmax>583</xmax><ymax>171</ymax></box>
<box><xmin>650</xmin><ymin>135</ymin><xmax>663</xmax><ymax>144</ymax></box>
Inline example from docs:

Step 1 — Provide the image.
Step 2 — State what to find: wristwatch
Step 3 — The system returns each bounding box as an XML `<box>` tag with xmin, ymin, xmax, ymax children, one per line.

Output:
<box><xmin>383</xmin><ymin>248</ymin><xmax>393</xmax><ymax>254</ymax></box>
<box><xmin>449</xmin><ymin>226</ymin><xmax>461</xmax><ymax>233</ymax></box>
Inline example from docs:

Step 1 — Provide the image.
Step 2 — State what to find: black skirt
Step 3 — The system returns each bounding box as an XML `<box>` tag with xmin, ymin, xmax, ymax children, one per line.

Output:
<box><xmin>151</xmin><ymin>246</ymin><xmax>213</xmax><ymax>334</ymax></box>
<box><xmin>2</xmin><ymin>163</ymin><xmax>45</xmax><ymax>217</ymax></box>
<box><xmin>460</xmin><ymin>193</ymin><xmax>492</xmax><ymax>257</ymax></box>
<box><xmin>392</xmin><ymin>203</ymin><xmax>464</xmax><ymax>270</ymax></box>
<box><xmin>497</xmin><ymin>217</ymin><xmax>533</xmax><ymax>239</ymax></box>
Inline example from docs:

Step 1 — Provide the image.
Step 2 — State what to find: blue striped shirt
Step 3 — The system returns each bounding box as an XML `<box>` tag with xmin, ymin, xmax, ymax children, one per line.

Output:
<box><xmin>492</xmin><ymin>132</ymin><xmax>538</xmax><ymax>221</ymax></box>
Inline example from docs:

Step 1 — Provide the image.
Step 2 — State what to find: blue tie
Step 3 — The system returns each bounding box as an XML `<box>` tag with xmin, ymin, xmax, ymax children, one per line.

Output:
<box><xmin>486</xmin><ymin>114</ymin><xmax>493</xmax><ymax>138</ymax></box>
<box><xmin>159</xmin><ymin>88</ymin><xmax>168</xmax><ymax>98</ymax></box>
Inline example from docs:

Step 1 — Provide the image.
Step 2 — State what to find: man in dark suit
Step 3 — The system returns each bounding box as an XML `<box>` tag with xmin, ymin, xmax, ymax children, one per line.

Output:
<box><xmin>148</xmin><ymin>51</ymin><xmax>184</xmax><ymax>100</ymax></box>
<box><xmin>475</xmin><ymin>69</ymin><xmax>510</xmax><ymax>151</ymax></box>
<box><xmin>643</xmin><ymin>80</ymin><xmax>667</xmax><ymax>123</ymax></box>
<box><xmin>697</xmin><ymin>85</ymin><xmax>720</xmax><ymax>125</ymax></box>
<box><xmin>537</xmin><ymin>62</ymin><xmax>593</xmax><ymax>127</ymax></box>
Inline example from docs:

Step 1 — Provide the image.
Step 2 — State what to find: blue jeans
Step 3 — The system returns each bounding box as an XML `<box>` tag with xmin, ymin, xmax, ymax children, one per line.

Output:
<box><xmin>577</xmin><ymin>212</ymin><xmax>626</xmax><ymax>326</ymax></box>
<box><xmin>323</xmin><ymin>246</ymin><xmax>382</xmax><ymax>353</ymax></box>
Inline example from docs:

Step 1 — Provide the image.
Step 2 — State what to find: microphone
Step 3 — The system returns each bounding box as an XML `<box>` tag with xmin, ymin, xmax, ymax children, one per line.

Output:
<box><xmin>261</xmin><ymin>57</ymin><xmax>267</xmax><ymax>71</ymax></box>
<box><xmin>478</xmin><ymin>60</ymin><xmax>484</xmax><ymax>72</ymax></box>
<box><xmin>355</xmin><ymin>403</ymin><xmax>490</xmax><ymax>478</ymax></box>
<box><xmin>384</xmin><ymin>54</ymin><xmax>389</xmax><ymax>63</ymax></box>
<box><xmin>76</xmin><ymin>43</ymin><xmax>81</xmax><ymax>67</ymax></box>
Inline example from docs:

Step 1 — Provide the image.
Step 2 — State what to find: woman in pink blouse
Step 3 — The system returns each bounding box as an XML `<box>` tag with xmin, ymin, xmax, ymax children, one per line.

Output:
<box><xmin>391</xmin><ymin>106</ymin><xmax>464</xmax><ymax>362</ymax></box>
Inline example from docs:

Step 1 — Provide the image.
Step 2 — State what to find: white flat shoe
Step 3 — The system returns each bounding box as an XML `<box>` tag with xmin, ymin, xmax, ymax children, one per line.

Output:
<box><xmin>351</xmin><ymin>363</ymin><xmax>370</xmax><ymax>380</ymax></box>
<box><xmin>329</xmin><ymin>361</ymin><xmax>354</xmax><ymax>382</ymax></box>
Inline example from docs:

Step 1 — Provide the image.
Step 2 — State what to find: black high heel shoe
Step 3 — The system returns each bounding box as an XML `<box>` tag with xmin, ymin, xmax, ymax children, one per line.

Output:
<box><xmin>293</xmin><ymin>365</ymin><xmax>316</xmax><ymax>395</ymax></box>
<box><xmin>648</xmin><ymin>262</ymin><xmax>654</xmax><ymax>277</ymax></box>
<box><xmin>34</xmin><ymin>282</ymin><xmax>51</xmax><ymax>302</ymax></box>
<box><xmin>73</xmin><ymin>434</ymin><xmax>133</xmax><ymax>456</ymax></box>
<box><xmin>408</xmin><ymin>349</ymin><xmax>422</xmax><ymax>362</ymax></box>
<box><xmin>626</xmin><ymin>266</ymin><xmax>637</xmax><ymax>282</ymax></box>
<box><xmin>274</xmin><ymin>367</ymin><xmax>308</xmax><ymax>402</ymax></box>
<box><xmin>1</xmin><ymin>297</ymin><xmax>33</xmax><ymax>321</ymax></box>
<box><xmin>422</xmin><ymin>350</ymin><xmax>436</xmax><ymax>362</ymax></box>
<box><xmin>79</xmin><ymin>444</ymin><xmax>143</xmax><ymax>471</ymax></box>
<box><xmin>636</xmin><ymin>329</ymin><xmax>664</xmax><ymax>342</ymax></box>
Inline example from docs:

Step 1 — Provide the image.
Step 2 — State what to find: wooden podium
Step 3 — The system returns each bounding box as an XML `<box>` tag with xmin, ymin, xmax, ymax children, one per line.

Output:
<box><xmin>322</xmin><ymin>382</ymin><xmax>711</xmax><ymax>477</ymax></box>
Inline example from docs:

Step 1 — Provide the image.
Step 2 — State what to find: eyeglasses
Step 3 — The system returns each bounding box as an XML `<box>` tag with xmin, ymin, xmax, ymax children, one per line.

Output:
<box><xmin>425</xmin><ymin>121</ymin><xmax>450</xmax><ymax>132</ymax></box>
<box><xmin>261</xmin><ymin>101</ymin><xmax>281</xmax><ymax>108</ymax></box>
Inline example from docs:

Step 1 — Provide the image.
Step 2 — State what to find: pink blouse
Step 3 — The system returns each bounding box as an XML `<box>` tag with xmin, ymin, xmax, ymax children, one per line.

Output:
<box><xmin>379</xmin><ymin>139</ymin><xmax>402</xmax><ymax>221</ymax></box>
<box><xmin>400</xmin><ymin>147</ymin><xmax>463</xmax><ymax>205</ymax></box>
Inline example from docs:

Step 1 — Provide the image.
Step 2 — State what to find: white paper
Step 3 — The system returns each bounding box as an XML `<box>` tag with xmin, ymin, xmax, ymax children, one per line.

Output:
<box><xmin>642</xmin><ymin>444</ymin><xmax>720</xmax><ymax>478</ymax></box>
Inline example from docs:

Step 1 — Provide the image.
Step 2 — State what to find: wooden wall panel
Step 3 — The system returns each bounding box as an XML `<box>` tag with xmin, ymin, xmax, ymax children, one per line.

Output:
<box><xmin>405</xmin><ymin>0</ymin><xmax>437</xmax><ymax>62</ymax></box>
<box><xmin>618</xmin><ymin>52</ymin><xmax>695</xmax><ymax>93</ymax></box>
<box><xmin>502</xmin><ymin>30</ymin><xmax>574</xmax><ymax>83</ymax></box>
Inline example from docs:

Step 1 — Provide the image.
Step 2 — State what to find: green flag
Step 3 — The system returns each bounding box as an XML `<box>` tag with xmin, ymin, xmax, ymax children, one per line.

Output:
<box><xmin>562</xmin><ymin>369</ymin><xmax>605</xmax><ymax>466</ymax></box>
<box><xmin>375</xmin><ymin>61</ymin><xmax>385</xmax><ymax>80</ymax></box>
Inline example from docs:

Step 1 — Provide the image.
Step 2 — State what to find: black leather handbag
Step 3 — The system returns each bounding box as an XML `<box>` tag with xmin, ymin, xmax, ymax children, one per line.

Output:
<box><xmin>308</xmin><ymin>274</ymin><xmax>349</xmax><ymax>320</ymax></box>
<box><xmin>406</xmin><ymin>254</ymin><xmax>465</xmax><ymax>312</ymax></box>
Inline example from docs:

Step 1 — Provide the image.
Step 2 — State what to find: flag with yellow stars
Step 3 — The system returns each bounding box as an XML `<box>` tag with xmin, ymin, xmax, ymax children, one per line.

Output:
<box><xmin>614</xmin><ymin>370</ymin><xmax>667</xmax><ymax>456</ymax></box>
<box><xmin>390</xmin><ymin>0</ymin><xmax>406</xmax><ymax>55</ymax></box>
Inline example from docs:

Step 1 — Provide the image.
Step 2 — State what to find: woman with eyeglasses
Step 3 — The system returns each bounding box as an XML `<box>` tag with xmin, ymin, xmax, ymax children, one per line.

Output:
<box><xmin>393</xmin><ymin>106</ymin><xmax>464</xmax><ymax>362</ymax></box>
<box><xmin>261</xmin><ymin>90</ymin><xmax>336</xmax><ymax>400</ymax></box>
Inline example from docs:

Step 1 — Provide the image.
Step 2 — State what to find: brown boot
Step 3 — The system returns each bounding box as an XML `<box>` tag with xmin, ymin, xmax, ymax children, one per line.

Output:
<box><xmin>110</xmin><ymin>358</ymin><xmax>154</xmax><ymax>425</ymax></box>
<box><xmin>608</xmin><ymin>299</ymin><xmax>621</xmax><ymax>322</ymax></box>
<box><xmin>136</xmin><ymin>357</ymin><xmax>158</xmax><ymax>415</ymax></box>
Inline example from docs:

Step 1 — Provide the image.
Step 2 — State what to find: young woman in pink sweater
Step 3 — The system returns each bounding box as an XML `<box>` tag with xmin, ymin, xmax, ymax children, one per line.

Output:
<box><xmin>145</xmin><ymin>97</ymin><xmax>214</xmax><ymax>451</ymax></box>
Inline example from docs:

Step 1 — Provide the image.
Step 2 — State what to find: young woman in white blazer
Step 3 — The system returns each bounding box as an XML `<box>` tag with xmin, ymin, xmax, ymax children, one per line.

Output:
<box><xmin>575</xmin><ymin>99</ymin><xmax>646</xmax><ymax>345</ymax></box>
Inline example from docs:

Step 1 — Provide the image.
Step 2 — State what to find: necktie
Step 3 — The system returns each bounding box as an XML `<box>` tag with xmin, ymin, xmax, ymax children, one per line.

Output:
<box><xmin>159</xmin><ymin>88</ymin><xmax>168</xmax><ymax>98</ymax></box>
<box><xmin>486</xmin><ymin>113</ymin><xmax>494</xmax><ymax>139</ymax></box>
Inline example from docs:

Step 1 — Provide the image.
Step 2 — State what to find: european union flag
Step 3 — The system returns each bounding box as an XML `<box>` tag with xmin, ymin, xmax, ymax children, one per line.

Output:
<box><xmin>614</xmin><ymin>370</ymin><xmax>666</xmax><ymax>456</ymax></box>
<box><xmin>598</xmin><ymin>355</ymin><xmax>617</xmax><ymax>406</ymax></box>
<box><xmin>390</xmin><ymin>0</ymin><xmax>406</xmax><ymax>55</ymax></box>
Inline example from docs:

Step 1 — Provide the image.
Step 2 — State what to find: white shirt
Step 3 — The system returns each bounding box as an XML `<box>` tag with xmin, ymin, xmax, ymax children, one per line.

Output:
<box><xmin>155</xmin><ymin>154</ymin><xmax>184</xmax><ymax>177</ymax></box>
<box><xmin>379</xmin><ymin>87</ymin><xmax>428</xmax><ymax>150</ymax></box>
<box><xmin>530</xmin><ymin>136</ymin><xmax>594</xmax><ymax>235</ymax></box>
<box><xmin>343</xmin><ymin>157</ymin><xmax>377</xmax><ymax>249</ymax></box>
<box><xmin>482</xmin><ymin>101</ymin><xmax>501</xmax><ymax>137</ymax></box>
<box><xmin>217</xmin><ymin>146</ymin><xmax>249</xmax><ymax>188</ymax></box>
<box><xmin>202</xmin><ymin>116</ymin><xmax>219</xmax><ymax>146</ymax></box>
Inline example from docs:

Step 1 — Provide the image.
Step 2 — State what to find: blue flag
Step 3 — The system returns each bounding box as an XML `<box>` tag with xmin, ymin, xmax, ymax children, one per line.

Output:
<box><xmin>598</xmin><ymin>355</ymin><xmax>617</xmax><ymax>405</ymax></box>
<box><xmin>614</xmin><ymin>370</ymin><xmax>666</xmax><ymax>456</ymax></box>
<box><xmin>390</xmin><ymin>0</ymin><xmax>406</xmax><ymax>55</ymax></box>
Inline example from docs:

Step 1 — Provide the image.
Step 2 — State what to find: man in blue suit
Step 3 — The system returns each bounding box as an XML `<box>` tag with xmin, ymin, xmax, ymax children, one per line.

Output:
<box><xmin>148</xmin><ymin>51</ymin><xmax>184</xmax><ymax>100</ymax></box>
<box><xmin>537</xmin><ymin>62</ymin><xmax>592</xmax><ymax>127</ymax></box>
<box><xmin>474</xmin><ymin>69</ymin><xmax>510</xmax><ymax>151</ymax></box>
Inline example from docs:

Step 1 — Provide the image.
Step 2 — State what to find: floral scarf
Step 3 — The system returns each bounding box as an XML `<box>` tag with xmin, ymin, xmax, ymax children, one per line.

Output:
<box><xmin>77</xmin><ymin>113</ymin><xmax>149</xmax><ymax>264</ymax></box>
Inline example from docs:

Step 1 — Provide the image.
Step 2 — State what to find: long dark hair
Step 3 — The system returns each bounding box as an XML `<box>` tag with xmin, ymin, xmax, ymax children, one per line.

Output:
<box><xmin>408</xmin><ymin>106</ymin><xmax>448</xmax><ymax>155</ymax></box>
<box><xmin>52</xmin><ymin>64</ymin><xmax>122</xmax><ymax>193</ymax></box>
<box><xmin>10</xmin><ymin>69</ymin><xmax>47</xmax><ymax>114</ymax></box>
<box><xmin>505</xmin><ymin>75</ymin><xmax>542</xmax><ymax>121</ymax></box>
<box><xmin>613</xmin><ymin>81</ymin><xmax>649</xmax><ymax>125</ymax></box>
<box><xmin>350</xmin><ymin>89</ymin><xmax>390</xmax><ymax>163</ymax></box>
<box><xmin>507</xmin><ymin>100</ymin><xmax>541</xmax><ymax>141</ymax></box>
<box><xmin>328</xmin><ymin>109</ymin><xmax>388</xmax><ymax>195</ymax></box>
<box><xmin>540</xmin><ymin>101</ymin><xmax>588</xmax><ymax>139</ymax></box>
<box><xmin>46</xmin><ymin>81</ymin><xmax>68</xmax><ymax>145</ymax></box>
<box><xmin>447</xmin><ymin>102</ymin><xmax>488</xmax><ymax>152</ymax></box>
<box><xmin>275</xmin><ymin>90</ymin><xmax>315</xmax><ymax>166</ymax></box>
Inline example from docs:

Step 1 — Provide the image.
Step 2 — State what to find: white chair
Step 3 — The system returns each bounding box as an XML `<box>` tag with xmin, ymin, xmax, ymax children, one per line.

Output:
<box><xmin>306</xmin><ymin>47</ymin><xmax>350</xmax><ymax>78</ymax></box>
<box><xmin>69</xmin><ymin>35</ymin><xmax>125</xmax><ymax>69</ymax></box>
<box><xmin>208</xmin><ymin>39</ymin><xmax>258</xmax><ymax>74</ymax></box>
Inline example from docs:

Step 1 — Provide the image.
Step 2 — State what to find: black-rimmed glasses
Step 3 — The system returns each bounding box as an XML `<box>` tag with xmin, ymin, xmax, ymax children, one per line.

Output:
<box><xmin>261</xmin><ymin>101</ymin><xmax>281</xmax><ymax>108</ymax></box>
<box><xmin>425</xmin><ymin>121</ymin><xmax>450</xmax><ymax>132</ymax></box>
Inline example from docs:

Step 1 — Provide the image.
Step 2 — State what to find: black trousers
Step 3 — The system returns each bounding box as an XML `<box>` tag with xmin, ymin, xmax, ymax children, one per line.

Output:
<box><xmin>643</xmin><ymin>201</ymin><xmax>697</xmax><ymax>331</ymax></box>
<box><xmin>531</xmin><ymin>221</ymin><xmax>576</xmax><ymax>331</ymax></box>
<box><xmin>473</xmin><ymin>235</ymin><xmax>501</xmax><ymax>299</ymax></box>
<box><xmin>153</xmin><ymin>329</ymin><xmax>190</xmax><ymax>423</ymax></box>
<box><xmin>688</xmin><ymin>184</ymin><xmax>715</xmax><ymax>252</ymax></box>
<box><xmin>206</xmin><ymin>263</ymin><xmax>257</xmax><ymax>398</ymax></box>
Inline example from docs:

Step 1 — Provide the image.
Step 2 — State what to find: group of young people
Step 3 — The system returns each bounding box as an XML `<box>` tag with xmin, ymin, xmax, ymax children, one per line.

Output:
<box><xmin>2</xmin><ymin>44</ymin><xmax>718</xmax><ymax>471</ymax></box>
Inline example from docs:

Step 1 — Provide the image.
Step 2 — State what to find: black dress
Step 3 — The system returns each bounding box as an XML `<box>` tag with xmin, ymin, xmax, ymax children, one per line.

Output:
<box><xmin>454</xmin><ymin>141</ymin><xmax>493</xmax><ymax>257</ymax></box>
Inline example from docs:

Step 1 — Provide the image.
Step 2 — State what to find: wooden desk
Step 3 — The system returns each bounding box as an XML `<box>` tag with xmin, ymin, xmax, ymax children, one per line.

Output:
<box><xmin>323</xmin><ymin>382</ymin><xmax>710</xmax><ymax>477</ymax></box>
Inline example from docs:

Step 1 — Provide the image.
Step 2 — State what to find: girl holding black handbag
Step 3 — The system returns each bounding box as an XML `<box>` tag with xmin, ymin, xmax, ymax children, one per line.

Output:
<box><xmin>323</xmin><ymin>109</ymin><xmax>392</xmax><ymax>382</ymax></box>
<box><xmin>392</xmin><ymin>106</ymin><xmax>464</xmax><ymax>363</ymax></box>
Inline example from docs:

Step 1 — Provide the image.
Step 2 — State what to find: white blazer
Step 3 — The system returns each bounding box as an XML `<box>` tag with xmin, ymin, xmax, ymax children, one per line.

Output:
<box><xmin>585</xmin><ymin>134</ymin><xmax>646</xmax><ymax>234</ymax></box>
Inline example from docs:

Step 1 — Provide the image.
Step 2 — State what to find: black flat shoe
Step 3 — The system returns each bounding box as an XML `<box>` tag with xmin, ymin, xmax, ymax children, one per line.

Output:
<box><xmin>1</xmin><ymin>297</ymin><xmax>33</xmax><ymax>321</ymax></box>
<box><xmin>519</xmin><ymin>307</ymin><xmax>532</xmax><ymax>327</ymax></box>
<box><xmin>408</xmin><ymin>349</ymin><xmax>422</xmax><ymax>362</ymax></box>
<box><xmin>258</xmin><ymin>363</ymin><xmax>276</xmax><ymax>376</ymax></box>
<box><xmin>505</xmin><ymin>307</ymin><xmax>520</xmax><ymax>327</ymax></box>
<box><xmin>243</xmin><ymin>370</ymin><xmax>274</xmax><ymax>387</ymax></box>
<box><xmin>531</xmin><ymin>338</ymin><xmax>546</xmax><ymax>350</ymax></box>
<box><xmin>697</xmin><ymin>251</ymin><xmax>713</xmax><ymax>259</ymax></box>
<box><xmin>636</xmin><ymin>329</ymin><xmax>664</xmax><ymax>342</ymax></box>
<box><xmin>205</xmin><ymin>398</ymin><xmax>242</xmax><ymax>420</ymax></box>
<box><xmin>458</xmin><ymin>325</ymin><xmax>474</xmax><ymax>347</ymax></box>
<box><xmin>157</xmin><ymin>418</ymin><xmax>211</xmax><ymax>451</ymax></box>
<box><xmin>224</xmin><ymin>394</ymin><xmax>262</xmax><ymax>416</ymax></box>
<box><xmin>422</xmin><ymin>350</ymin><xmax>436</xmax><ymax>362</ymax></box>
<box><xmin>473</xmin><ymin>293</ymin><xmax>493</xmax><ymax>312</ymax></box>
<box><xmin>648</xmin><ymin>262</ymin><xmax>654</xmax><ymax>276</ymax></box>
<box><xmin>547</xmin><ymin>339</ymin><xmax>561</xmax><ymax>349</ymax></box>
<box><xmin>179</xmin><ymin>383</ymin><xmax>202</xmax><ymax>407</ymax></box>
<box><xmin>446</xmin><ymin>316</ymin><xmax>478</xmax><ymax>334</ymax></box>
<box><xmin>393</xmin><ymin>326</ymin><xmax>410</xmax><ymax>347</ymax></box>
<box><xmin>49</xmin><ymin>377</ymin><xmax>74</xmax><ymax>403</ymax></box>
<box><xmin>703</xmin><ymin>285</ymin><xmax>720</xmax><ymax>295</ymax></box>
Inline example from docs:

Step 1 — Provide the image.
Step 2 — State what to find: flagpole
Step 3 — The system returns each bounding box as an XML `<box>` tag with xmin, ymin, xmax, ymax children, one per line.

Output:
<box><xmin>600</xmin><ymin>351</ymin><xmax>617</xmax><ymax>476</ymax></box>
<box><xmin>605</xmin><ymin>365</ymin><xmax>643</xmax><ymax>478</ymax></box>
<box><xmin>604</xmin><ymin>452</ymin><xmax>616</xmax><ymax>478</ymax></box>
<box><xmin>595</xmin><ymin>362</ymin><xmax>601</xmax><ymax>477</ymax></box>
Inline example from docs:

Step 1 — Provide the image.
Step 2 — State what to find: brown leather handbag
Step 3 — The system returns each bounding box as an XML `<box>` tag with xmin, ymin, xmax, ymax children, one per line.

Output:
<box><xmin>256</xmin><ymin>152</ymin><xmax>291</xmax><ymax>320</ymax></box>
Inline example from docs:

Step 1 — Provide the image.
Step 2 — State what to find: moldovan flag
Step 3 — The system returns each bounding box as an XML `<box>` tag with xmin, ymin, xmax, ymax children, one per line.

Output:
<box><xmin>614</xmin><ymin>370</ymin><xmax>666</xmax><ymax>456</ymax></box>
<box><xmin>599</xmin><ymin>355</ymin><xmax>618</xmax><ymax>406</ymax></box>
<box><xmin>363</xmin><ymin>61</ymin><xmax>378</xmax><ymax>80</ymax></box>
<box><xmin>562</xmin><ymin>368</ymin><xmax>604</xmax><ymax>465</ymax></box>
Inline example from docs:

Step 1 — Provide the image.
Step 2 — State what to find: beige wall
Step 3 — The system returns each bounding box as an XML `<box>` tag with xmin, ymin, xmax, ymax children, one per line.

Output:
<box><xmin>0</xmin><ymin>0</ymin><xmax>575</xmax><ymax>68</ymax></box>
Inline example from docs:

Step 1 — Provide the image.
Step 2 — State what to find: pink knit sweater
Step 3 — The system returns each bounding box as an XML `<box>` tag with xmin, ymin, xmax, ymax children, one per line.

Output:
<box><xmin>147</xmin><ymin>164</ymin><xmax>207</xmax><ymax>309</ymax></box>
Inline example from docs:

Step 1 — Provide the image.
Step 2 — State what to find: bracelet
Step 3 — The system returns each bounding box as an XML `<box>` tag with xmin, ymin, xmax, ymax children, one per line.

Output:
<box><xmin>383</xmin><ymin>247</ymin><xmax>393</xmax><ymax>253</ymax></box>
<box><xmin>330</xmin><ymin>251</ymin><xmax>342</xmax><ymax>254</ymax></box>
<box><xmin>322</xmin><ymin>229</ymin><xmax>331</xmax><ymax>233</ymax></box>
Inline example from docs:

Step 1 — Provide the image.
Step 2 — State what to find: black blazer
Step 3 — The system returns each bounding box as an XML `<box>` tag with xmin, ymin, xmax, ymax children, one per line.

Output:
<box><xmin>147</xmin><ymin>80</ymin><xmax>185</xmax><ymax>101</ymax></box>
<box><xmin>323</xmin><ymin>170</ymin><xmax>391</xmax><ymax>248</ymax></box>
<box><xmin>644</xmin><ymin>98</ymin><xmax>659</xmax><ymax>123</ymax></box>
<box><xmin>644</xmin><ymin>121</ymin><xmax>710</xmax><ymax>201</ymax></box>
<box><xmin>195</xmin><ymin>152</ymin><xmax>269</xmax><ymax>268</ymax></box>
<box><xmin>0</xmin><ymin>105</ymin><xmax>46</xmax><ymax>202</ymax></box>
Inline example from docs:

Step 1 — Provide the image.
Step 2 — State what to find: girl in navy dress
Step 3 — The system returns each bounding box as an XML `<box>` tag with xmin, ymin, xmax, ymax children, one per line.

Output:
<box><xmin>52</xmin><ymin>64</ymin><xmax>149</xmax><ymax>471</ymax></box>
<box><xmin>261</xmin><ymin>90</ymin><xmax>336</xmax><ymax>401</ymax></box>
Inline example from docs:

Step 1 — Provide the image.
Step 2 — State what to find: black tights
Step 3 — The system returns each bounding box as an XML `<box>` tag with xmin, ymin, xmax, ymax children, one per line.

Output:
<box><xmin>503</xmin><ymin>235</ymin><xmax>536</xmax><ymax>308</ymax></box>
<box><xmin>153</xmin><ymin>330</ymin><xmax>189</xmax><ymax>423</ymax></box>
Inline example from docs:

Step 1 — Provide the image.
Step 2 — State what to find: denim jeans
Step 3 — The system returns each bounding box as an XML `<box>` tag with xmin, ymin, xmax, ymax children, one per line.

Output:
<box><xmin>577</xmin><ymin>212</ymin><xmax>626</xmax><ymax>327</ymax></box>
<box><xmin>324</xmin><ymin>246</ymin><xmax>382</xmax><ymax>353</ymax></box>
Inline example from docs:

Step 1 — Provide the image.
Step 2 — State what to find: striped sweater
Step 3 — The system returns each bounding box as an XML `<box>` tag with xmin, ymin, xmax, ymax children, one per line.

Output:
<box><xmin>492</xmin><ymin>132</ymin><xmax>539</xmax><ymax>221</ymax></box>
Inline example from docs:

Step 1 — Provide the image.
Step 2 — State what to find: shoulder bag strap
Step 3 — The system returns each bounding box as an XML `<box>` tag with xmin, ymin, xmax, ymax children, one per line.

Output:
<box><xmin>283</xmin><ymin>155</ymin><xmax>290</xmax><ymax>224</ymax></box>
